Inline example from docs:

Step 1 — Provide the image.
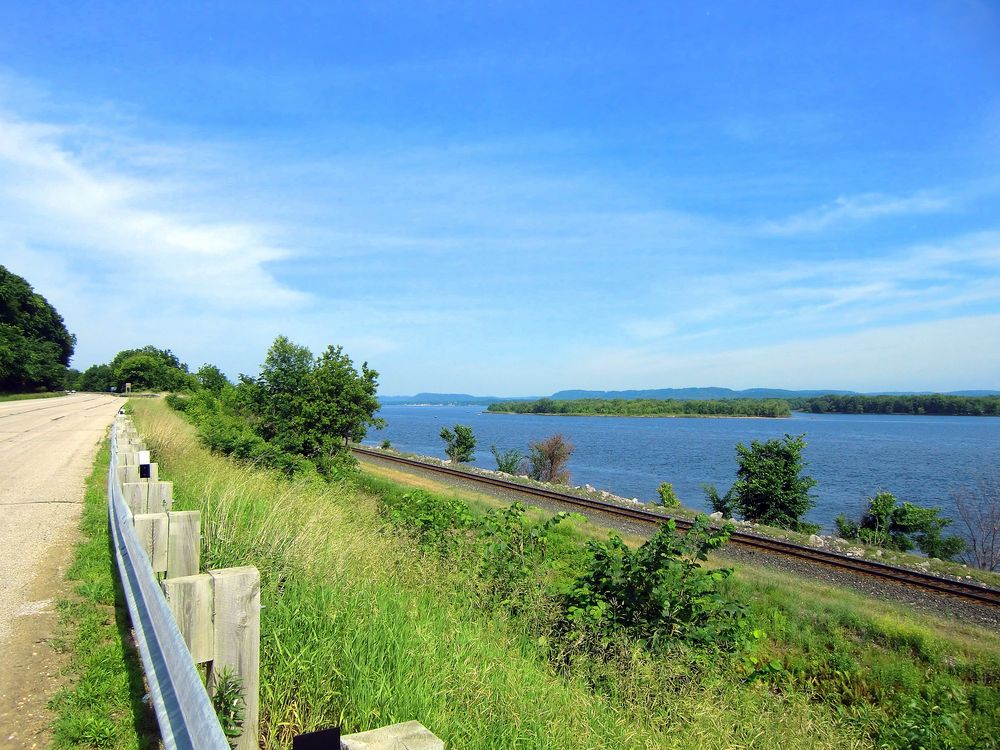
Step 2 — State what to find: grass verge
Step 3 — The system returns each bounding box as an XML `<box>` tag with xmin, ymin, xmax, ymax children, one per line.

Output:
<box><xmin>0</xmin><ymin>391</ymin><xmax>66</xmax><ymax>402</ymax></box>
<box><xmin>132</xmin><ymin>397</ymin><xmax>866</xmax><ymax>750</ymax></box>
<box><xmin>48</xmin><ymin>439</ymin><xmax>158</xmax><ymax>749</ymax></box>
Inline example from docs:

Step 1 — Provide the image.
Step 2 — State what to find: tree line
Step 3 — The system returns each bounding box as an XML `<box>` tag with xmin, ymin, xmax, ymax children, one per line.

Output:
<box><xmin>1</xmin><ymin>265</ymin><xmax>76</xmax><ymax>392</ymax></box>
<box><xmin>789</xmin><ymin>394</ymin><xmax>1000</xmax><ymax>416</ymax></box>
<box><xmin>487</xmin><ymin>397</ymin><xmax>791</xmax><ymax>418</ymax></box>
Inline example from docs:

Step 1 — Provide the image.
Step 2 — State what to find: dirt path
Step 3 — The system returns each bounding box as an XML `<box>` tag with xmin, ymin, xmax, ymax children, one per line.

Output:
<box><xmin>0</xmin><ymin>394</ymin><xmax>122</xmax><ymax>749</ymax></box>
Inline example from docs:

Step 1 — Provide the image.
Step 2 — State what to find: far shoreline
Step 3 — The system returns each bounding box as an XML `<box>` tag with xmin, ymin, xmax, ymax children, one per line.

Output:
<box><xmin>483</xmin><ymin>411</ymin><xmax>790</xmax><ymax>419</ymax></box>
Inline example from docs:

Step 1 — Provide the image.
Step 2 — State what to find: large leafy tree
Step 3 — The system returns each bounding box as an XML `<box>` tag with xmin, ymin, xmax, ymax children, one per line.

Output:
<box><xmin>245</xmin><ymin>336</ymin><xmax>383</xmax><ymax>460</ymax></box>
<box><xmin>0</xmin><ymin>265</ymin><xmax>76</xmax><ymax>392</ymax></box>
<box><xmin>705</xmin><ymin>434</ymin><xmax>817</xmax><ymax>531</ymax></box>
<box><xmin>440</xmin><ymin>424</ymin><xmax>477</xmax><ymax>463</ymax></box>
<box><xmin>108</xmin><ymin>345</ymin><xmax>196</xmax><ymax>392</ymax></box>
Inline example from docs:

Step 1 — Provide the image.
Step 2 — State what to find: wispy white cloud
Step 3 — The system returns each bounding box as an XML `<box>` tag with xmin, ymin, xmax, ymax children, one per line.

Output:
<box><xmin>581</xmin><ymin>314</ymin><xmax>1000</xmax><ymax>392</ymax></box>
<box><xmin>0</xmin><ymin>115</ymin><xmax>306</xmax><ymax>311</ymax></box>
<box><xmin>759</xmin><ymin>191</ymin><xmax>952</xmax><ymax>236</ymax></box>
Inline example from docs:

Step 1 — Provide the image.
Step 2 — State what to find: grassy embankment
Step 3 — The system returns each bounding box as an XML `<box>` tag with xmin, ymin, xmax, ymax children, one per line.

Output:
<box><xmin>131</xmin><ymin>397</ymin><xmax>876</xmax><ymax>750</ymax></box>
<box><xmin>60</xmin><ymin>398</ymin><xmax>998</xmax><ymax>749</ymax></box>
<box><xmin>0</xmin><ymin>391</ymin><xmax>66</xmax><ymax>402</ymax></box>
<box><xmin>364</xmin><ymin>445</ymin><xmax>1000</xmax><ymax>589</ymax></box>
<box><xmin>487</xmin><ymin>397</ymin><xmax>792</xmax><ymax>418</ymax></box>
<box><xmin>49</xmin><ymin>440</ymin><xmax>158</xmax><ymax>749</ymax></box>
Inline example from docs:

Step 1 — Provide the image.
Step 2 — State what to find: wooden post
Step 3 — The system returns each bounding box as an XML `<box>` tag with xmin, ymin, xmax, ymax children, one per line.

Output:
<box><xmin>122</xmin><ymin>482</ymin><xmax>149</xmax><ymax>514</ymax></box>
<box><xmin>147</xmin><ymin>481</ymin><xmax>173</xmax><ymax>513</ymax></box>
<box><xmin>133</xmin><ymin>513</ymin><xmax>168</xmax><ymax>573</ymax></box>
<box><xmin>166</xmin><ymin>511</ymin><xmax>200</xmax><ymax>579</ymax></box>
<box><xmin>208</xmin><ymin>567</ymin><xmax>260</xmax><ymax>750</ymax></box>
<box><xmin>162</xmin><ymin>573</ymin><xmax>215</xmax><ymax>663</ymax></box>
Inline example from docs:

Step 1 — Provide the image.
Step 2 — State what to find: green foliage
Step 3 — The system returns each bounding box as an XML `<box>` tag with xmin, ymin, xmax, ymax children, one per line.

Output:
<box><xmin>211</xmin><ymin>667</ymin><xmax>246</xmax><ymax>748</ymax></box>
<box><xmin>77</xmin><ymin>363</ymin><xmax>115</xmax><ymax>392</ymax></box>
<box><xmin>440</xmin><ymin>423</ymin><xmax>476</xmax><ymax>463</ymax></box>
<box><xmin>703</xmin><ymin>484</ymin><xmax>738</xmax><ymax>518</ymax></box>
<box><xmin>108</xmin><ymin>345</ymin><xmax>197</xmax><ymax>392</ymax></box>
<box><xmin>708</xmin><ymin>434</ymin><xmax>818</xmax><ymax>531</ymax></box>
<box><xmin>51</xmin><ymin>441</ymin><xmax>158</xmax><ymax>749</ymax></box>
<box><xmin>561</xmin><ymin>516</ymin><xmax>748</xmax><ymax>651</ymax></box>
<box><xmin>655</xmin><ymin>481</ymin><xmax>680</xmax><ymax>508</ymax></box>
<box><xmin>196</xmin><ymin>363</ymin><xmax>230</xmax><ymax>393</ymax></box>
<box><xmin>380</xmin><ymin>438</ymin><xmax>392</xmax><ymax>449</ymax></box>
<box><xmin>792</xmin><ymin>393</ymin><xmax>1000</xmax><ymax>416</ymax></box>
<box><xmin>488</xmin><ymin>397</ymin><xmax>791</xmax><ymax>418</ymax></box>
<box><xmin>527</xmin><ymin>433</ymin><xmax>574</xmax><ymax>484</ymax></box>
<box><xmin>476</xmin><ymin>503</ymin><xmax>568</xmax><ymax>606</ymax></box>
<box><xmin>244</xmin><ymin>336</ymin><xmax>383</xmax><ymax>462</ymax></box>
<box><xmin>381</xmin><ymin>488</ymin><xmax>475</xmax><ymax>553</ymax></box>
<box><xmin>0</xmin><ymin>264</ymin><xmax>76</xmax><ymax>392</ymax></box>
<box><xmin>490</xmin><ymin>444</ymin><xmax>523</xmax><ymax>474</ymax></box>
<box><xmin>836</xmin><ymin>491</ymin><xmax>965</xmax><ymax>560</ymax></box>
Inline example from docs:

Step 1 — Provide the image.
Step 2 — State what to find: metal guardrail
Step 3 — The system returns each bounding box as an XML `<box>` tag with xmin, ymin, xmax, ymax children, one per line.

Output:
<box><xmin>107</xmin><ymin>417</ymin><xmax>230</xmax><ymax>750</ymax></box>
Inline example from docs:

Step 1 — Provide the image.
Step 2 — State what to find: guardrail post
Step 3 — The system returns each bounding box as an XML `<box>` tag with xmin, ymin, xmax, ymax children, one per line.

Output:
<box><xmin>167</xmin><ymin>510</ymin><xmax>200</xmax><ymax>578</ymax></box>
<box><xmin>133</xmin><ymin>512</ymin><xmax>169</xmax><ymax>573</ymax></box>
<box><xmin>162</xmin><ymin>574</ymin><xmax>215</xmax><ymax>663</ymax></box>
<box><xmin>208</xmin><ymin>567</ymin><xmax>260</xmax><ymax>750</ymax></box>
<box><xmin>341</xmin><ymin>721</ymin><xmax>444</xmax><ymax>750</ymax></box>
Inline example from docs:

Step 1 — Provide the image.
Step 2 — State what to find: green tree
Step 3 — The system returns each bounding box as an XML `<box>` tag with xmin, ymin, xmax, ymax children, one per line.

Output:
<box><xmin>0</xmin><ymin>265</ymin><xmax>76</xmax><ymax>392</ymax></box>
<box><xmin>491</xmin><ymin>445</ymin><xmax>523</xmax><ymax>474</ymax></box>
<box><xmin>196</xmin><ymin>364</ymin><xmax>230</xmax><ymax>393</ymax></box>
<box><xmin>108</xmin><ymin>345</ymin><xmax>196</xmax><ymax>392</ymax></box>
<box><xmin>836</xmin><ymin>490</ymin><xmax>965</xmax><ymax>560</ymax></box>
<box><xmin>248</xmin><ymin>336</ymin><xmax>314</xmax><ymax>455</ymax></box>
<box><xmin>527</xmin><ymin>433</ymin><xmax>574</xmax><ymax>484</ymax></box>
<box><xmin>77</xmin><ymin>363</ymin><xmax>114</xmax><ymax>392</ymax></box>
<box><xmin>656</xmin><ymin>481</ymin><xmax>681</xmax><ymax>508</ymax></box>
<box><xmin>305</xmin><ymin>344</ymin><xmax>383</xmax><ymax>451</ymax></box>
<box><xmin>440</xmin><ymin>424</ymin><xmax>476</xmax><ymax>463</ymax></box>
<box><xmin>243</xmin><ymin>336</ymin><xmax>383</xmax><ymax>462</ymax></box>
<box><xmin>704</xmin><ymin>434</ymin><xmax>817</xmax><ymax>531</ymax></box>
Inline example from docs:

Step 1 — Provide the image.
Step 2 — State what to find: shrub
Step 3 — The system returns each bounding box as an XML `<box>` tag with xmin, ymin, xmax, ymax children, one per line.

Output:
<box><xmin>491</xmin><ymin>444</ymin><xmax>523</xmax><ymax>474</ymax></box>
<box><xmin>527</xmin><ymin>434</ymin><xmax>574</xmax><ymax>484</ymax></box>
<box><xmin>656</xmin><ymin>481</ymin><xmax>680</xmax><ymax>508</ymax></box>
<box><xmin>440</xmin><ymin>424</ymin><xmax>476</xmax><ymax>463</ymax></box>
<box><xmin>561</xmin><ymin>516</ymin><xmax>749</xmax><ymax>652</ymax></box>
<box><xmin>836</xmin><ymin>490</ymin><xmax>965</xmax><ymax>560</ymax></box>
<box><xmin>705</xmin><ymin>434</ymin><xmax>818</xmax><ymax>532</ymax></box>
<box><xmin>476</xmin><ymin>503</ymin><xmax>568</xmax><ymax>607</ymax></box>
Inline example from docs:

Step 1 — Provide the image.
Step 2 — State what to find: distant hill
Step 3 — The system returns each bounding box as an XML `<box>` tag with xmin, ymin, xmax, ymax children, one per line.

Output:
<box><xmin>379</xmin><ymin>393</ymin><xmax>539</xmax><ymax>406</ymax></box>
<box><xmin>549</xmin><ymin>387</ymin><xmax>857</xmax><ymax>401</ymax></box>
<box><xmin>380</xmin><ymin>388</ymin><xmax>1000</xmax><ymax>405</ymax></box>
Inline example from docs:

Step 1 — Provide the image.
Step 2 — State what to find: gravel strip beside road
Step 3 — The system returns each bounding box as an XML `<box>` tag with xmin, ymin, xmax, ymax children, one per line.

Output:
<box><xmin>0</xmin><ymin>393</ymin><xmax>122</xmax><ymax>748</ymax></box>
<box><xmin>355</xmin><ymin>451</ymin><xmax>1000</xmax><ymax>631</ymax></box>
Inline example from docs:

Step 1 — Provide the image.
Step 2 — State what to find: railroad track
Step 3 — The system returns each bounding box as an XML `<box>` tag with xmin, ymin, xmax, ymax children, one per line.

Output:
<box><xmin>352</xmin><ymin>445</ymin><xmax>1000</xmax><ymax>608</ymax></box>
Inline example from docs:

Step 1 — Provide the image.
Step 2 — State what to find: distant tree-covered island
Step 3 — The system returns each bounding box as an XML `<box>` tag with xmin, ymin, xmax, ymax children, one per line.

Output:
<box><xmin>486</xmin><ymin>397</ymin><xmax>792</xmax><ymax>418</ymax></box>
<box><xmin>789</xmin><ymin>394</ymin><xmax>1000</xmax><ymax>416</ymax></box>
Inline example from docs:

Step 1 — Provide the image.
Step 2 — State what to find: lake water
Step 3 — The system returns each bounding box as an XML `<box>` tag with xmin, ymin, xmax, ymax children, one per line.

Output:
<box><xmin>363</xmin><ymin>405</ymin><xmax>1000</xmax><ymax>533</ymax></box>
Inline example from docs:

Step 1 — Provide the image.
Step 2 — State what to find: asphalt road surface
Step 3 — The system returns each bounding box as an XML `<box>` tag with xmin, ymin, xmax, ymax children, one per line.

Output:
<box><xmin>0</xmin><ymin>393</ymin><xmax>122</xmax><ymax>748</ymax></box>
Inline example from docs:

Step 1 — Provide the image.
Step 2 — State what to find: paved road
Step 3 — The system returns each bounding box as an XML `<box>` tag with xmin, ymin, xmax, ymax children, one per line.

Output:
<box><xmin>0</xmin><ymin>393</ymin><xmax>122</xmax><ymax>748</ymax></box>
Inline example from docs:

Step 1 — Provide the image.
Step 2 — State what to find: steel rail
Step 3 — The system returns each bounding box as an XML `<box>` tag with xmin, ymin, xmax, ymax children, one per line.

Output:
<box><xmin>352</xmin><ymin>445</ymin><xmax>1000</xmax><ymax>607</ymax></box>
<box><xmin>108</xmin><ymin>417</ymin><xmax>230</xmax><ymax>750</ymax></box>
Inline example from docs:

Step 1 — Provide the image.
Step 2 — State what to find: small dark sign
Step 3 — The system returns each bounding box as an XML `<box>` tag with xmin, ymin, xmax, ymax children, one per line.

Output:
<box><xmin>293</xmin><ymin>727</ymin><xmax>341</xmax><ymax>750</ymax></box>
<box><xmin>139</xmin><ymin>464</ymin><xmax>151</xmax><ymax>479</ymax></box>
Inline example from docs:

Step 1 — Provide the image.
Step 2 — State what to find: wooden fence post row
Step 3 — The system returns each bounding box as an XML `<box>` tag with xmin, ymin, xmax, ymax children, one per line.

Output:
<box><xmin>115</xmin><ymin>415</ymin><xmax>260</xmax><ymax>750</ymax></box>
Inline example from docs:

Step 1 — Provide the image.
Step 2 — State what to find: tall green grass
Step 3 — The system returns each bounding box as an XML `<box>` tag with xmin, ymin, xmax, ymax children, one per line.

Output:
<box><xmin>132</xmin><ymin>398</ymin><xmax>861</xmax><ymax>750</ymax></box>
<box><xmin>50</xmin><ymin>441</ymin><xmax>158</xmax><ymax>749</ymax></box>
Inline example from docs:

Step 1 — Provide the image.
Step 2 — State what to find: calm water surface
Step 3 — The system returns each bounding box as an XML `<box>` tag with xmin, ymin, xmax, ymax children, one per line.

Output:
<box><xmin>364</xmin><ymin>406</ymin><xmax>1000</xmax><ymax>533</ymax></box>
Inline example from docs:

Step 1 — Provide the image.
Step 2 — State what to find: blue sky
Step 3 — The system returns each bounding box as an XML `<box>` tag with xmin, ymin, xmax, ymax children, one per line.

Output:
<box><xmin>1</xmin><ymin>1</ymin><xmax>999</xmax><ymax>394</ymax></box>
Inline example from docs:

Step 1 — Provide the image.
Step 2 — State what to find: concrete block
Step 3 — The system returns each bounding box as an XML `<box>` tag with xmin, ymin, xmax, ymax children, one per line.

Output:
<box><xmin>341</xmin><ymin>721</ymin><xmax>443</xmax><ymax>750</ymax></box>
